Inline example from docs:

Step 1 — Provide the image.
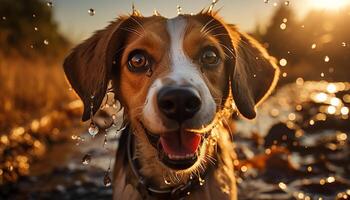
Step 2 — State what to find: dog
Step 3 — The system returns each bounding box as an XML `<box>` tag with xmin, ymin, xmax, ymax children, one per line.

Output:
<box><xmin>63</xmin><ymin>10</ymin><xmax>279</xmax><ymax>200</ymax></box>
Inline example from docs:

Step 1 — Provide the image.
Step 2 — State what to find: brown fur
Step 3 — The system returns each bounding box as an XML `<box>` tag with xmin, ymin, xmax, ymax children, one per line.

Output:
<box><xmin>63</xmin><ymin>12</ymin><xmax>279</xmax><ymax>200</ymax></box>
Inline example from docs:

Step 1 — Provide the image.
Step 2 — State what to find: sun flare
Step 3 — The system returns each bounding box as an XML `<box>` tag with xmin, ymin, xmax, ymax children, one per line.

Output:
<box><xmin>311</xmin><ymin>0</ymin><xmax>348</xmax><ymax>10</ymax></box>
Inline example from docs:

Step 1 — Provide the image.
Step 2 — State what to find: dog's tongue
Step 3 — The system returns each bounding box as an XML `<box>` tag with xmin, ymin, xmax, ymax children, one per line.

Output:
<box><xmin>160</xmin><ymin>131</ymin><xmax>201</xmax><ymax>156</ymax></box>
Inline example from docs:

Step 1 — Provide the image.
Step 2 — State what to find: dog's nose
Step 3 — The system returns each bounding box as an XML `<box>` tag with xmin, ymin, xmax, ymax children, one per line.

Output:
<box><xmin>157</xmin><ymin>86</ymin><xmax>201</xmax><ymax>123</ymax></box>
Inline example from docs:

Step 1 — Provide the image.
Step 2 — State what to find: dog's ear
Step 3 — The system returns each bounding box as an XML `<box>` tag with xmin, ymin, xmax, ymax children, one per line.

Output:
<box><xmin>63</xmin><ymin>17</ymin><xmax>128</xmax><ymax>121</ymax></box>
<box><xmin>229</xmin><ymin>31</ymin><xmax>279</xmax><ymax>119</ymax></box>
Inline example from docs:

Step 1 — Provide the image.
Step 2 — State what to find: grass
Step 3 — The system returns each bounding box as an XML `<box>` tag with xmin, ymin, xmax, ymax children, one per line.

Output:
<box><xmin>0</xmin><ymin>53</ymin><xmax>77</xmax><ymax>132</ymax></box>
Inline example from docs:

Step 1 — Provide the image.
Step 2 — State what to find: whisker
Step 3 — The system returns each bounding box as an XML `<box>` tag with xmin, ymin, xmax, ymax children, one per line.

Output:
<box><xmin>201</xmin><ymin>24</ymin><xmax>224</xmax><ymax>38</ymax></box>
<box><xmin>217</xmin><ymin>43</ymin><xmax>236</xmax><ymax>59</ymax></box>
<box><xmin>200</xmin><ymin>18</ymin><xmax>216</xmax><ymax>33</ymax></box>
<box><xmin>119</xmin><ymin>27</ymin><xmax>142</xmax><ymax>37</ymax></box>
<box><xmin>129</xmin><ymin>16</ymin><xmax>146</xmax><ymax>33</ymax></box>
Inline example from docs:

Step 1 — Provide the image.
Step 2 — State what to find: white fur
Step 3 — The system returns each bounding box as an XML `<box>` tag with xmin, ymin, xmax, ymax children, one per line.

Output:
<box><xmin>142</xmin><ymin>16</ymin><xmax>216</xmax><ymax>133</ymax></box>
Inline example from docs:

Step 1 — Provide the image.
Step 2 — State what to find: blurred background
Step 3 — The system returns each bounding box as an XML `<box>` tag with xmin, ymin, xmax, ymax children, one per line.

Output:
<box><xmin>1</xmin><ymin>0</ymin><xmax>350</xmax><ymax>199</ymax></box>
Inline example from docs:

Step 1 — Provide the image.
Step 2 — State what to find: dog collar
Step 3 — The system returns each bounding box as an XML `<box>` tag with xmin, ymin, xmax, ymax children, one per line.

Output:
<box><xmin>124</xmin><ymin>125</ymin><xmax>211</xmax><ymax>200</ymax></box>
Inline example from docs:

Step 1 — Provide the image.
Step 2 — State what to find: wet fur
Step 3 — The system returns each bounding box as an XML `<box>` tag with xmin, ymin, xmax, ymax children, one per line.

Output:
<box><xmin>63</xmin><ymin>12</ymin><xmax>279</xmax><ymax>200</ymax></box>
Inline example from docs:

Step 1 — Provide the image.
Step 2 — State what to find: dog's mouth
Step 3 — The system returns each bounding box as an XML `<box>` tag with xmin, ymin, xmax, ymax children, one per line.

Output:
<box><xmin>140</xmin><ymin>123</ymin><xmax>204</xmax><ymax>170</ymax></box>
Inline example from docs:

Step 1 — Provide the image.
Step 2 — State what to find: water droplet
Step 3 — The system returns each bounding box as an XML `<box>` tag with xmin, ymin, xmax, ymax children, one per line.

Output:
<box><xmin>2</xmin><ymin>16</ymin><xmax>6</xmax><ymax>20</ymax></box>
<box><xmin>278</xmin><ymin>182</ymin><xmax>287</xmax><ymax>190</ymax></box>
<box><xmin>321</xmin><ymin>72</ymin><xmax>325</xmax><ymax>77</ymax></box>
<box><xmin>30</xmin><ymin>44</ymin><xmax>34</xmax><ymax>49</ymax></box>
<box><xmin>88</xmin><ymin>8</ymin><xmax>95</xmax><ymax>16</ymax></box>
<box><xmin>153</xmin><ymin>9</ymin><xmax>160</xmax><ymax>16</ymax></box>
<box><xmin>284</xmin><ymin>1</ymin><xmax>290</xmax><ymax>6</ymax></box>
<box><xmin>146</xmin><ymin>68</ymin><xmax>153</xmax><ymax>77</ymax></box>
<box><xmin>282</xmin><ymin>72</ymin><xmax>288</xmax><ymax>77</ymax></box>
<box><xmin>46</xmin><ymin>1</ymin><xmax>53</xmax><ymax>7</ymax></box>
<box><xmin>273</xmin><ymin>2</ymin><xmax>278</xmax><ymax>6</ymax></box>
<box><xmin>208</xmin><ymin>0</ymin><xmax>218</xmax><ymax>14</ymax></box>
<box><xmin>88</xmin><ymin>123</ymin><xmax>99</xmax><ymax>136</ymax></box>
<box><xmin>176</xmin><ymin>5</ymin><xmax>182</xmax><ymax>15</ymax></box>
<box><xmin>264</xmin><ymin>0</ymin><xmax>269</xmax><ymax>3</ymax></box>
<box><xmin>280</xmin><ymin>23</ymin><xmax>287</xmax><ymax>30</ymax></box>
<box><xmin>324</xmin><ymin>56</ymin><xmax>330</xmax><ymax>62</ymax></box>
<box><xmin>199</xmin><ymin>176</ymin><xmax>205</xmax><ymax>186</ymax></box>
<box><xmin>279</xmin><ymin>58</ymin><xmax>287</xmax><ymax>66</ymax></box>
<box><xmin>342</xmin><ymin>42</ymin><xmax>347</xmax><ymax>47</ymax></box>
<box><xmin>311</xmin><ymin>43</ymin><xmax>317</xmax><ymax>49</ymax></box>
<box><xmin>82</xmin><ymin>154</ymin><xmax>91</xmax><ymax>165</ymax></box>
<box><xmin>103</xmin><ymin>135</ymin><xmax>108</xmax><ymax>147</ymax></box>
<box><xmin>296</xmin><ymin>77</ymin><xmax>304</xmax><ymax>85</ymax></box>
<box><xmin>32</xmin><ymin>14</ymin><xmax>36</xmax><ymax>18</ymax></box>
<box><xmin>283</xmin><ymin>18</ymin><xmax>288</xmax><ymax>23</ymax></box>
<box><xmin>104</xmin><ymin>172</ymin><xmax>112</xmax><ymax>187</ymax></box>
<box><xmin>34</xmin><ymin>27</ymin><xmax>38</xmax><ymax>31</ymax></box>
<box><xmin>164</xmin><ymin>176</ymin><xmax>171</xmax><ymax>184</ymax></box>
<box><xmin>341</xmin><ymin>107</ymin><xmax>349</xmax><ymax>115</ymax></box>
<box><xmin>43</xmin><ymin>39</ymin><xmax>49</xmax><ymax>45</ymax></box>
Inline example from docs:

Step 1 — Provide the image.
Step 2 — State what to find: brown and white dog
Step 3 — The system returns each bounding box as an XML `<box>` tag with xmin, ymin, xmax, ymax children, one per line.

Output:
<box><xmin>63</xmin><ymin>11</ymin><xmax>279</xmax><ymax>200</ymax></box>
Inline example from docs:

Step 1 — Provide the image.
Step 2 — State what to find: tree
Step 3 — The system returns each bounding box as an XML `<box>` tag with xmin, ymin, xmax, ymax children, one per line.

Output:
<box><xmin>0</xmin><ymin>0</ymin><xmax>69</xmax><ymax>58</ymax></box>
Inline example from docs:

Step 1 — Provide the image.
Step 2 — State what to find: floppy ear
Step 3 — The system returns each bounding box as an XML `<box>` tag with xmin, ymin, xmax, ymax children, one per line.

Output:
<box><xmin>63</xmin><ymin>17</ymin><xmax>128</xmax><ymax>121</ymax></box>
<box><xmin>230</xmin><ymin>31</ymin><xmax>279</xmax><ymax>119</ymax></box>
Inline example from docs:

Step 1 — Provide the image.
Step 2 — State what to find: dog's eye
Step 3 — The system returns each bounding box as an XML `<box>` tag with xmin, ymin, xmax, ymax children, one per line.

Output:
<box><xmin>200</xmin><ymin>47</ymin><xmax>220</xmax><ymax>67</ymax></box>
<box><xmin>127</xmin><ymin>50</ymin><xmax>151</xmax><ymax>72</ymax></box>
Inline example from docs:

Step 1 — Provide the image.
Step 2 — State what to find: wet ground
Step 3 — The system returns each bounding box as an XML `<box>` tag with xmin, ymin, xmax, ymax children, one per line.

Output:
<box><xmin>1</xmin><ymin>81</ymin><xmax>350</xmax><ymax>200</ymax></box>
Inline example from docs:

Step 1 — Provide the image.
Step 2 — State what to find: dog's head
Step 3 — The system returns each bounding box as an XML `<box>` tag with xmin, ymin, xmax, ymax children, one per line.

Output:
<box><xmin>64</xmin><ymin>13</ymin><xmax>279</xmax><ymax>172</ymax></box>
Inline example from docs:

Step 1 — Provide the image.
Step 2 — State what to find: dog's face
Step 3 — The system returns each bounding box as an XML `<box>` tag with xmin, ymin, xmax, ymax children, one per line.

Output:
<box><xmin>64</xmin><ymin>13</ymin><xmax>279</xmax><ymax>172</ymax></box>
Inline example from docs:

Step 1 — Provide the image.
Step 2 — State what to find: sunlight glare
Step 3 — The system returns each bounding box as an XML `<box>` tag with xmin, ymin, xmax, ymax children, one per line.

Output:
<box><xmin>311</xmin><ymin>0</ymin><xmax>348</xmax><ymax>10</ymax></box>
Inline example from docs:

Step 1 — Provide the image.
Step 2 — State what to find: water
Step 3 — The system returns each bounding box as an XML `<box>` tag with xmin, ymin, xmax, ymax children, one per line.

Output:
<box><xmin>88</xmin><ymin>8</ymin><xmax>95</xmax><ymax>16</ymax></box>
<box><xmin>1</xmin><ymin>81</ymin><xmax>350</xmax><ymax>199</ymax></box>
<box><xmin>88</xmin><ymin>123</ymin><xmax>99</xmax><ymax>137</ymax></box>
<box><xmin>82</xmin><ymin>154</ymin><xmax>91</xmax><ymax>165</ymax></box>
<box><xmin>46</xmin><ymin>1</ymin><xmax>53</xmax><ymax>7</ymax></box>
<box><xmin>103</xmin><ymin>172</ymin><xmax>112</xmax><ymax>187</ymax></box>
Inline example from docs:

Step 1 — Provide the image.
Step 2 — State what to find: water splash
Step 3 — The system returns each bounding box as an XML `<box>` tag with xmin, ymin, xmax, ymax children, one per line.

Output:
<box><xmin>43</xmin><ymin>40</ymin><xmax>49</xmax><ymax>45</ymax></box>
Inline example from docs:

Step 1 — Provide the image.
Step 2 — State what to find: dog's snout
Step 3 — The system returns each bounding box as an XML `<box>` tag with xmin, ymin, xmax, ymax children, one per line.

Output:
<box><xmin>157</xmin><ymin>86</ymin><xmax>201</xmax><ymax>123</ymax></box>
